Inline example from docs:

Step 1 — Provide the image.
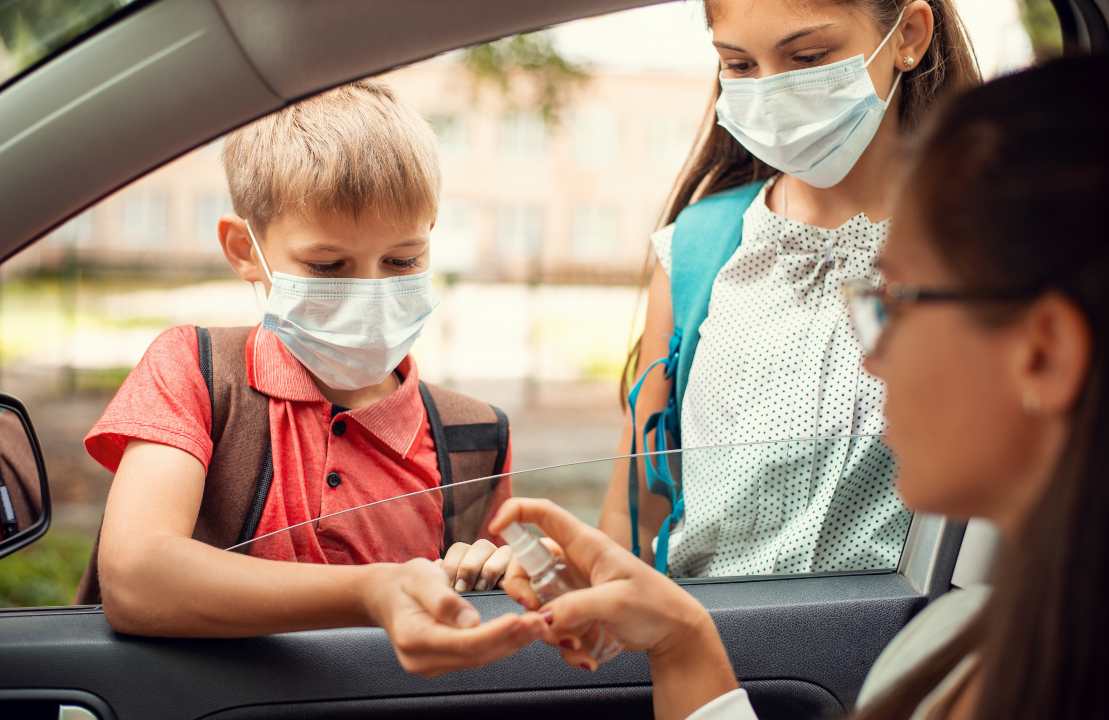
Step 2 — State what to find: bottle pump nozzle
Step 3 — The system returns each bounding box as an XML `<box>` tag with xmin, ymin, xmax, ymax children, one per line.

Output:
<box><xmin>502</xmin><ymin>522</ymin><xmax>555</xmax><ymax>578</ymax></box>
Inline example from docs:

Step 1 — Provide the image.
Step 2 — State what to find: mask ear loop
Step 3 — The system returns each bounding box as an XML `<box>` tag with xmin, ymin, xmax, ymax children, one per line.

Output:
<box><xmin>863</xmin><ymin>6</ymin><xmax>908</xmax><ymax>106</ymax></box>
<box><xmin>245</xmin><ymin>219</ymin><xmax>274</xmax><ymax>316</ymax></box>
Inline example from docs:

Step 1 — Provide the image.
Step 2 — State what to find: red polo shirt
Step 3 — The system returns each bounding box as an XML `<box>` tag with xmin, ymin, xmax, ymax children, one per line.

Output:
<box><xmin>85</xmin><ymin>325</ymin><xmax>511</xmax><ymax>564</ymax></box>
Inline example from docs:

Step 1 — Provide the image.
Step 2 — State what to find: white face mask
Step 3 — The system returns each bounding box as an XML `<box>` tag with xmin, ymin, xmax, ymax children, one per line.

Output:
<box><xmin>246</xmin><ymin>221</ymin><xmax>437</xmax><ymax>391</ymax></box>
<box><xmin>715</xmin><ymin>8</ymin><xmax>906</xmax><ymax>189</ymax></box>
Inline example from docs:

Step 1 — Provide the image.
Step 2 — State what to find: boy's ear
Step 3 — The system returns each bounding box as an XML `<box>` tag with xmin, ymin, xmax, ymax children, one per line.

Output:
<box><xmin>218</xmin><ymin>215</ymin><xmax>268</xmax><ymax>286</ymax></box>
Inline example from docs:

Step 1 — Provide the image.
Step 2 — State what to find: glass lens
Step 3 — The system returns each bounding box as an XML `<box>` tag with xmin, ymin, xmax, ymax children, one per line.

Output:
<box><xmin>846</xmin><ymin>288</ymin><xmax>885</xmax><ymax>354</ymax></box>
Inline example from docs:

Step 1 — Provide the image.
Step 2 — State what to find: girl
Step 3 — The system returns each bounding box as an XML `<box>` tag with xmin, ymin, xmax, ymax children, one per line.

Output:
<box><xmin>599</xmin><ymin>0</ymin><xmax>979</xmax><ymax>577</ymax></box>
<box><xmin>500</xmin><ymin>52</ymin><xmax>1109</xmax><ymax>719</ymax></box>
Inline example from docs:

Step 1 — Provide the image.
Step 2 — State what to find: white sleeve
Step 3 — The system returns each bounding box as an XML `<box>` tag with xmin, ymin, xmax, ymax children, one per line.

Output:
<box><xmin>686</xmin><ymin>689</ymin><xmax>758</xmax><ymax>720</ymax></box>
<box><xmin>650</xmin><ymin>223</ymin><xmax>675</xmax><ymax>277</ymax></box>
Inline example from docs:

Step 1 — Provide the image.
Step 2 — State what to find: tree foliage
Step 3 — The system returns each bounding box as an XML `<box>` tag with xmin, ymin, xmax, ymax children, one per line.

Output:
<box><xmin>460</xmin><ymin>32</ymin><xmax>591</xmax><ymax>126</ymax></box>
<box><xmin>0</xmin><ymin>0</ymin><xmax>132</xmax><ymax>78</ymax></box>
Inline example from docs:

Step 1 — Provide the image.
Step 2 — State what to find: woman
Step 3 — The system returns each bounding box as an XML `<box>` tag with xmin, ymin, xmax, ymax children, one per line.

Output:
<box><xmin>600</xmin><ymin>0</ymin><xmax>978</xmax><ymax>577</ymax></box>
<box><xmin>501</xmin><ymin>53</ymin><xmax>1109</xmax><ymax>718</ymax></box>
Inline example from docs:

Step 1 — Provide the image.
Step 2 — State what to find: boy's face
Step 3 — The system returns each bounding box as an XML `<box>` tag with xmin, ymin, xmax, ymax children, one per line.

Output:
<box><xmin>221</xmin><ymin>208</ymin><xmax>434</xmax><ymax>290</ymax></box>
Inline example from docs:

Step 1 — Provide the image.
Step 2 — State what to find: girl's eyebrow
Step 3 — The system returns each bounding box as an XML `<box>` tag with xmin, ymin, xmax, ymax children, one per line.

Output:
<box><xmin>713</xmin><ymin>24</ymin><xmax>835</xmax><ymax>54</ymax></box>
<box><xmin>776</xmin><ymin>24</ymin><xmax>835</xmax><ymax>48</ymax></box>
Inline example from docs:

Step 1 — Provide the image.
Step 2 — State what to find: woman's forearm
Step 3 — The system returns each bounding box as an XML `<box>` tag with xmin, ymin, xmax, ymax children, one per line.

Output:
<box><xmin>648</xmin><ymin>612</ymin><xmax>740</xmax><ymax>720</ymax></box>
<box><xmin>100</xmin><ymin>533</ymin><xmax>385</xmax><ymax>637</ymax></box>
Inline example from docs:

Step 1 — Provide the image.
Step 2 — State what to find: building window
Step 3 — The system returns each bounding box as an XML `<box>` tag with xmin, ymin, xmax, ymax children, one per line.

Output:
<box><xmin>572</xmin><ymin>106</ymin><xmax>618</xmax><ymax>170</ymax></box>
<box><xmin>51</xmin><ymin>212</ymin><xmax>93</xmax><ymax>247</ymax></box>
<box><xmin>194</xmin><ymin>193</ymin><xmax>234</xmax><ymax>246</ymax></box>
<box><xmin>572</xmin><ymin>205</ymin><xmax>620</xmax><ymax>261</ymax></box>
<box><xmin>433</xmin><ymin>198</ymin><xmax>478</xmax><ymax>274</ymax></box>
<box><xmin>500</xmin><ymin>112</ymin><xmax>547</xmax><ymax>157</ymax></box>
<box><xmin>647</xmin><ymin>116</ymin><xmax>698</xmax><ymax>170</ymax></box>
<box><xmin>121</xmin><ymin>190</ymin><xmax>169</xmax><ymax>247</ymax></box>
<box><xmin>495</xmin><ymin>205</ymin><xmax>544</xmax><ymax>261</ymax></box>
<box><xmin>428</xmin><ymin>113</ymin><xmax>468</xmax><ymax>155</ymax></box>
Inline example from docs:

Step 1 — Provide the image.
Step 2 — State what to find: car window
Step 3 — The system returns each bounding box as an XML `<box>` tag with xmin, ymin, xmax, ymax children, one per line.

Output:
<box><xmin>231</xmin><ymin>439</ymin><xmax>904</xmax><ymax>582</ymax></box>
<box><xmin>0</xmin><ymin>0</ymin><xmax>1060</xmax><ymax>608</ymax></box>
<box><xmin>0</xmin><ymin>0</ymin><xmax>142</xmax><ymax>87</ymax></box>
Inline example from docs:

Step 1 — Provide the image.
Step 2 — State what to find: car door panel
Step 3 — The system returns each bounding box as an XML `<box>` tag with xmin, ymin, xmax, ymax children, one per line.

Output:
<box><xmin>0</xmin><ymin>573</ymin><xmax>919</xmax><ymax>720</ymax></box>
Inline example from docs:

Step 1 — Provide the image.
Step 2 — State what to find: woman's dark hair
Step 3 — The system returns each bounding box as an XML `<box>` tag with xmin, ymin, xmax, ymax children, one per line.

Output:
<box><xmin>855</xmin><ymin>52</ymin><xmax>1109</xmax><ymax>719</ymax></box>
<box><xmin>621</xmin><ymin>0</ymin><xmax>981</xmax><ymax>403</ymax></box>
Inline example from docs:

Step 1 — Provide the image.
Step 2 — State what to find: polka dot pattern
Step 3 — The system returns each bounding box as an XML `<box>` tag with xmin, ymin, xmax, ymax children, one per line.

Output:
<box><xmin>649</xmin><ymin>178</ymin><xmax>911</xmax><ymax>578</ymax></box>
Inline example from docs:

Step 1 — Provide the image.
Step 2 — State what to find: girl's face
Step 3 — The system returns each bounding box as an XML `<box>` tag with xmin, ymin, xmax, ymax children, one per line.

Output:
<box><xmin>711</xmin><ymin>0</ymin><xmax>897</xmax><ymax>90</ymax></box>
<box><xmin>864</xmin><ymin>193</ymin><xmax>1082</xmax><ymax>533</ymax></box>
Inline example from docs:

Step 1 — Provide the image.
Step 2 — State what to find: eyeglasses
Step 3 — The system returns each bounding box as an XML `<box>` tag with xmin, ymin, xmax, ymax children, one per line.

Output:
<box><xmin>842</xmin><ymin>279</ymin><xmax>1039</xmax><ymax>354</ymax></box>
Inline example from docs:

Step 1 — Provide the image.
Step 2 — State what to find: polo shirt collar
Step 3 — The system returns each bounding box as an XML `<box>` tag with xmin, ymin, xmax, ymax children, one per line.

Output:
<box><xmin>247</xmin><ymin>326</ymin><xmax>425</xmax><ymax>458</ymax></box>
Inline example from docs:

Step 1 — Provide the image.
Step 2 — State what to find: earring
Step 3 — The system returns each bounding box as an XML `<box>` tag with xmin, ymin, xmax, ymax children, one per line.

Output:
<box><xmin>1022</xmin><ymin>390</ymin><xmax>1041</xmax><ymax>414</ymax></box>
<box><xmin>903</xmin><ymin>56</ymin><xmax>916</xmax><ymax>69</ymax></box>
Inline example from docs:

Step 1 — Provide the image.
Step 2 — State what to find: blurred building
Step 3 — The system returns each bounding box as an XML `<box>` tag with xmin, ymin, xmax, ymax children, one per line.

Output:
<box><xmin>18</xmin><ymin>56</ymin><xmax>713</xmax><ymax>285</ymax></box>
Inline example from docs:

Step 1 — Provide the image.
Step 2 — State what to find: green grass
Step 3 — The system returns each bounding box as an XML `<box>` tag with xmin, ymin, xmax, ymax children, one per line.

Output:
<box><xmin>73</xmin><ymin>366</ymin><xmax>132</xmax><ymax>393</ymax></box>
<box><xmin>0</xmin><ymin>529</ymin><xmax>94</xmax><ymax>607</ymax></box>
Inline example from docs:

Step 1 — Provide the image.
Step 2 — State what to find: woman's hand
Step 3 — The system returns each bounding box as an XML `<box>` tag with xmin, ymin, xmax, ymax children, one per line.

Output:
<box><xmin>490</xmin><ymin>499</ymin><xmax>738</xmax><ymax>720</ymax></box>
<box><xmin>441</xmin><ymin>539</ymin><xmax>514</xmax><ymax>592</ymax></box>
<box><xmin>491</xmin><ymin>498</ymin><xmax>710</xmax><ymax>660</ymax></box>
<box><xmin>363</xmin><ymin>557</ymin><xmax>546</xmax><ymax>677</ymax></box>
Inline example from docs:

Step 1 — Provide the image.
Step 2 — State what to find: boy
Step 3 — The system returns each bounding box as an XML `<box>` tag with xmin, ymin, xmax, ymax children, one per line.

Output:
<box><xmin>77</xmin><ymin>82</ymin><xmax>537</xmax><ymax>662</ymax></box>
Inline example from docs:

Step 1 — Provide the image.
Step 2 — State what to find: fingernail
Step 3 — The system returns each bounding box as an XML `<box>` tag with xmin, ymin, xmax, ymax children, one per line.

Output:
<box><xmin>455</xmin><ymin>606</ymin><xmax>480</xmax><ymax>628</ymax></box>
<box><xmin>540</xmin><ymin>609</ymin><xmax>554</xmax><ymax>625</ymax></box>
<box><xmin>474</xmin><ymin>579</ymin><xmax>488</xmax><ymax>592</ymax></box>
<box><xmin>559</xmin><ymin>639</ymin><xmax>575</xmax><ymax>650</ymax></box>
<box><xmin>454</xmin><ymin>579</ymin><xmax>467</xmax><ymax>593</ymax></box>
<box><xmin>579</xmin><ymin>662</ymin><xmax>594</xmax><ymax>672</ymax></box>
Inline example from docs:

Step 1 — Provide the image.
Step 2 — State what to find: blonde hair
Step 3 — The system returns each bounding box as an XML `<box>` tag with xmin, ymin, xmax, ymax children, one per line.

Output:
<box><xmin>222</xmin><ymin>79</ymin><xmax>440</xmax><ymax>230</ymax></box>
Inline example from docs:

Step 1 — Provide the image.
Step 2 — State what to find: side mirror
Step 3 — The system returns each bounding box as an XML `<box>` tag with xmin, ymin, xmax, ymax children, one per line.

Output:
<box><xmin>0</xmin><ymin>394</ymin><xmax>50</xmax><ymax>559</ymax></box>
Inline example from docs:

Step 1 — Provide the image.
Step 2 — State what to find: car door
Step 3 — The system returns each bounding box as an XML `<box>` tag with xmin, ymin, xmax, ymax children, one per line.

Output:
<box><xmin>0</xmin><ymin>1</ymin><xmax>1105</xmax><ymax>719</ymax></box>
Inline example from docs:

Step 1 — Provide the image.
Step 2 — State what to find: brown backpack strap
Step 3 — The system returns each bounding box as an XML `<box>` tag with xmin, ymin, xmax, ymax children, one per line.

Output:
<box><xmin>193</xmin><ymin>326</ymin><xmax>273</xmax><ymax>549</ymax></box>
<box><xmin>419</xmin><ymin>382</ymin><xmax>509</xmax><ymax>547</ymax></box>
<box><xmin>74</xmin><ymin>326</ymin><xmax>270</xmax><ymax>605</ymax></box>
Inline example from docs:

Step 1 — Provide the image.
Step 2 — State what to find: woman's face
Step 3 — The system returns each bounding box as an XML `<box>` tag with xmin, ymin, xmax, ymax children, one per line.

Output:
<box><xmin>864</xmin><ymin>196</ymin><xmax>1051</xmax><ymax>526</ymax></box>
<box><xmin>709</xmin><ymin>0</ymin><xmax>901</xmax><ymax>97</ymax></box>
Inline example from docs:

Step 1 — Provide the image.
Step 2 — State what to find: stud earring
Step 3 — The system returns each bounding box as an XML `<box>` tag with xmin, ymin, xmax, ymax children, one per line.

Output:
<box><xmin>904</xmin><ymin>56</ymin><xmax>916</xmax><ymax>69</ymax></box>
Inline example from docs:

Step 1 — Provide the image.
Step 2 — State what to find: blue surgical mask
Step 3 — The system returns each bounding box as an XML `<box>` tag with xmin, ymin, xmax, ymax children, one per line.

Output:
<box><xmin>246</xmin><ymin>221</ymin><xmax>437</xmax><ymax>390</ymax></box>
<box><xmin>715</xmin><ymin>8</ymin><xmax>906</xmax><ymax>188</ymax></box>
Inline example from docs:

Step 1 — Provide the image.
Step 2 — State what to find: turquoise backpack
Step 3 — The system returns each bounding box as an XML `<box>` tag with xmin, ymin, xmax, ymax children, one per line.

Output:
<box><xmin>627</xmin><ymin>179</ymin><xmax>767</xmax><ymax>574</ymax></box>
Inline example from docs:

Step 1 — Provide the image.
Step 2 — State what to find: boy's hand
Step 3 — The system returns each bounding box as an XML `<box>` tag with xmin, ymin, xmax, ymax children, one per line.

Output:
<box><xmin>441</xmin><ymin>540</ymin><xmax>513</xmax><ymax>592</ymax></box>
<box><xmin>363</xmin><ymin>557</ymin><xmax>545</xmax><ymax>677</ymax></box>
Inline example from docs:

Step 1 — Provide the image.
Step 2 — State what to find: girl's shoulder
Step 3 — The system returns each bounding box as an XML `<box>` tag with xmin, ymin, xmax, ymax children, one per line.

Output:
<box><xmin>650</xmin><ymin>224</ymin><xmax>676</xmax><ymax>276</ymax></box>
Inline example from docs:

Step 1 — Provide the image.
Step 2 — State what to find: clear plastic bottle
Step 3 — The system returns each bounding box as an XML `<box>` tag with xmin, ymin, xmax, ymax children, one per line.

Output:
<box><xmin>502</xmin><ymin>522</ymin><xmax>623</xmax><ymax>665</ymax></box>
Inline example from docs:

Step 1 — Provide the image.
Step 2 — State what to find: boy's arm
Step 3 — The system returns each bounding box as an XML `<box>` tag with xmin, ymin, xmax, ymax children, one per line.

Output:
<box><xmin>99</xmin><ymin>440</ymin><xmax>544</xmax><ymax>672</ymax></box>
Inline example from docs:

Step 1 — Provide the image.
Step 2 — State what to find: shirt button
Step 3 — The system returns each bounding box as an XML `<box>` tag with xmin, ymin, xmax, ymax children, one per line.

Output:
<box><xmin>326</xmin><ymin>472</ymin><xmax>342</xmax><ymax>489</ymax></box>
<box><xmin>332</xmin><ymin>420</ymin><xmax>347</xmax><ymax>437</ymax></box>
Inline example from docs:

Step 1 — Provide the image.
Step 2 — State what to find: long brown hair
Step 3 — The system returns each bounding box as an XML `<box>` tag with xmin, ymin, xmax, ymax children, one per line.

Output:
<box><xmin>620</xmin><ymin>0</ymin><xmax>980</xmax><ymax>403</ymax></box>
<box><xmin>856</xmin><ymin>53</ymin><xmax>1109</xmax><ymax>719</ymax></box>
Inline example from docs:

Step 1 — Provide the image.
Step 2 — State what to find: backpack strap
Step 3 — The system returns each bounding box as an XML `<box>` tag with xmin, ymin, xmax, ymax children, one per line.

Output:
<box><xmin>193</xmin><ymin>326</ymin><xmax>273</xmax><ymax>550</ymax></box>
<box><xmin>74</xmin><ymin>326</ymin><xmax>269</xmax><ymax>605</ymax></box>
<box><xmin>670</xmin><ymin>180</ymin><xmax>767</xmax><ymax>413</ymax></box>
<box><xmin>419</xmin><ymin>382</ymin><xmax>509</xmax><ymax>548</ymax></box>
<box><xmin>626</xmin><ymin>179</ymin><xmax>767</xmax><ymax>574</ymax></box>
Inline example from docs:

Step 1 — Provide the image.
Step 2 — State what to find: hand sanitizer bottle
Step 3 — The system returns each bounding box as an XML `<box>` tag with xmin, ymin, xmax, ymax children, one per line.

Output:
<box><xmin>502</xmin><ymin>522</ymin><xmax>623</xmax><ymax>665</ymax></box>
